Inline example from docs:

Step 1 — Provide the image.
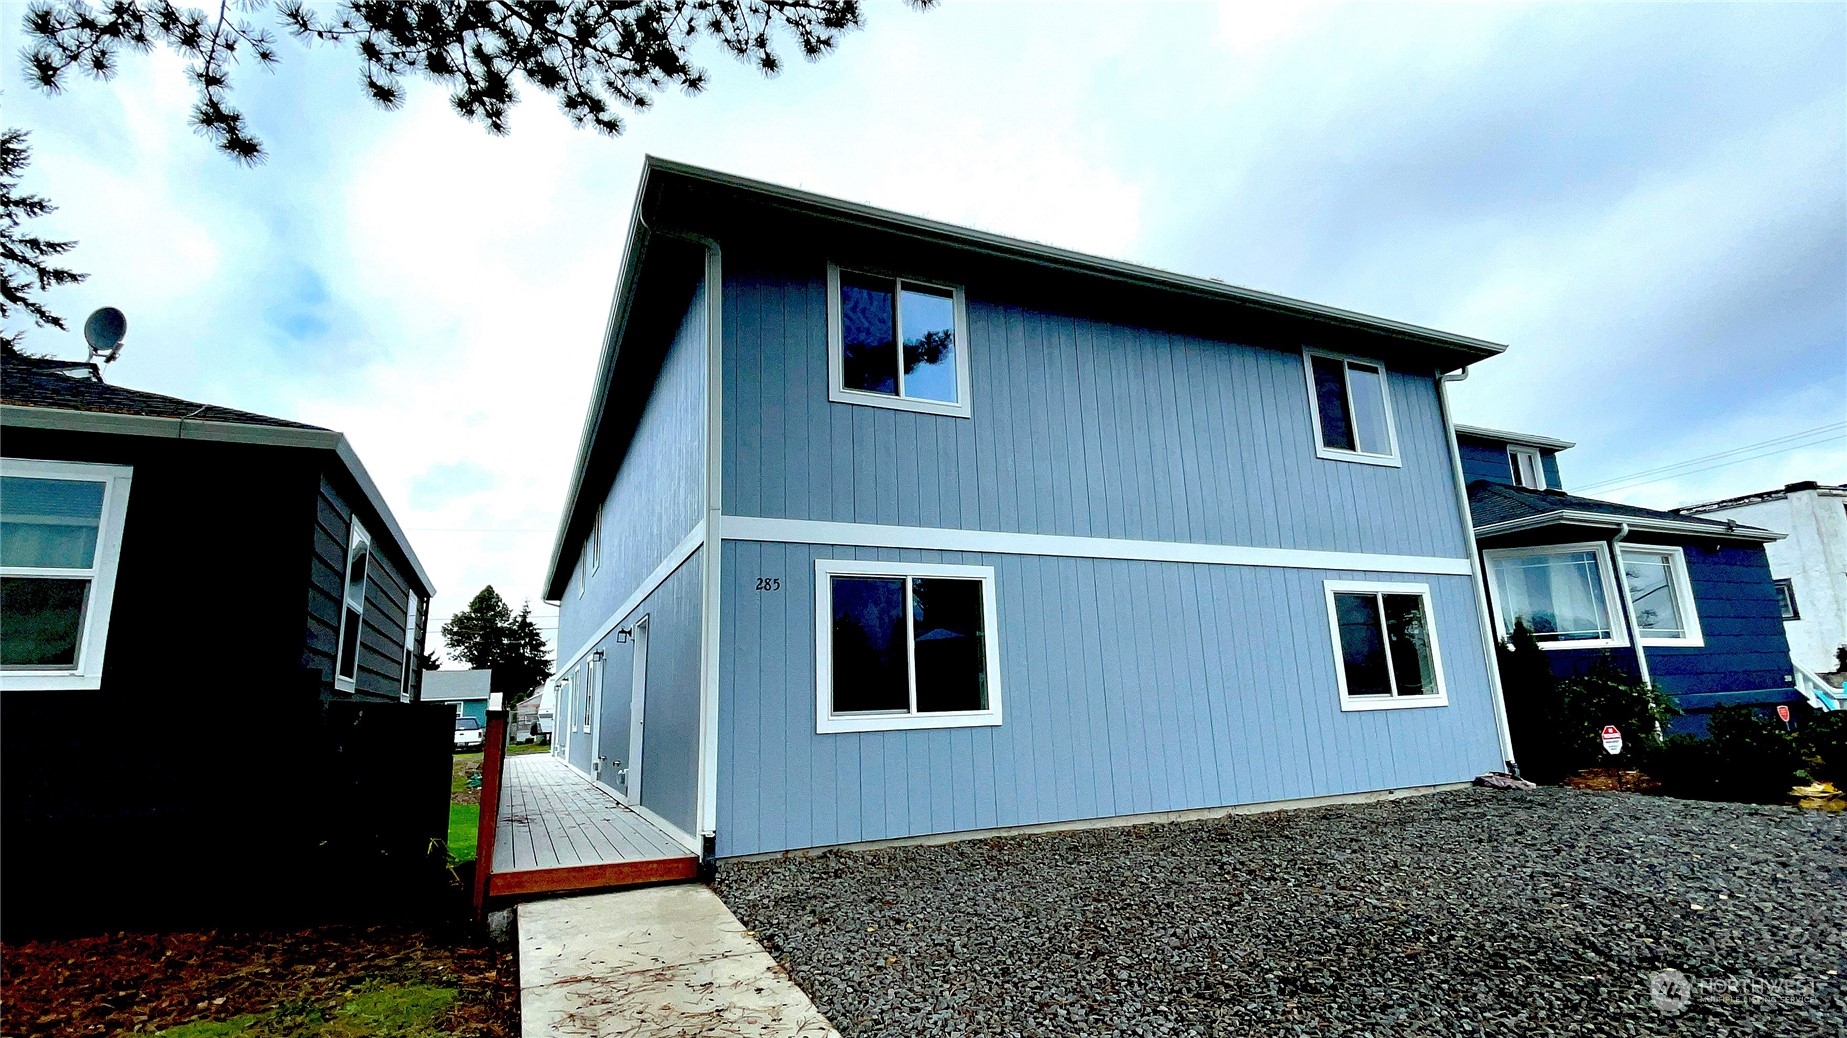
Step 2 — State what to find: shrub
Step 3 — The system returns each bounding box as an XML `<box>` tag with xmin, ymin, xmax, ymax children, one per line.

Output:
<box><xmin>1796</xmin><ymin>710</ymin><xmax>1847</xmax><ymax>785</ymax></box>
<box><xmin>1703</xmin><ymin>705</ymin><xmax>1803</xmax><ymax>803</ymax></box>
<box><xmin>1554</xmin><ymin>657</ymin><xmax>1674</xmax><ymax>773</ymax></box>
<box><xmin>1497</xmin><ymin>621</ymin><xmax>1566</xmax><ymax>783</ymax></box>
<box><xmin>1650</xmin><ymin>734</ymin><xmax>1722</xmax><ymax>800</ymax></box>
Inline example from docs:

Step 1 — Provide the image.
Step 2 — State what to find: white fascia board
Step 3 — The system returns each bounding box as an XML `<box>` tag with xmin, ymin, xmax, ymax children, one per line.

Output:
<box><xmin>1474</xmin><ymin>510</ymin><xmax>1785</xmax><ymax>543</ymax></box>
<box><xmin>1451</xmin><ymin>424</ymin><xmax>1577</xmax><ymax>451</ymax></box>
<box><xmin>1</xmin><ymin>403</ymin><xmax>435</xmax><ymax>593</ymax></box>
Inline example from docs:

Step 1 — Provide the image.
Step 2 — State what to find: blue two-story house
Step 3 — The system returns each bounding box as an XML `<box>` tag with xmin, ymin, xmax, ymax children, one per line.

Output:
<box><xmin>544</xmin><ymin>158</ymin><xmax>1526</xmax><ymax>861</ymax></box>
<box><xmin>1455</xmin><ymin>425</ymin><xmax>1801</xmax><ymax>733</ymax></box>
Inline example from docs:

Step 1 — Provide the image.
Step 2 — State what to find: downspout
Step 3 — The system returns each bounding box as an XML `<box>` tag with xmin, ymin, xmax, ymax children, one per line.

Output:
<box><xmin>1610</xmin><ymin>522</ymin><xmax>1652</xmax><ymax>687</ymax></box>
<box><xmin>644</xmin><ymin>218</ymin><xmax>726</xmax><ymax>874</ymax></box>
<box><xmin>1437</xmin><ymin>366</ymin><xmax>1520</xmax><ymax>774</ymax></box>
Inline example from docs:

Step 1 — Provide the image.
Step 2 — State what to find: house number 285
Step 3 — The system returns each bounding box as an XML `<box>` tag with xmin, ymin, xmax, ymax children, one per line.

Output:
<box><xmin>755</xmin><ymin>577</ymin><xmax>781</xmax><ymax>592</ymax></box>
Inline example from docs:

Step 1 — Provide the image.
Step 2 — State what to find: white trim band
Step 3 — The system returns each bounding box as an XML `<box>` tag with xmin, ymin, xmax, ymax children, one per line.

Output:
<box><xmin>719</xmin><ymin>515</ymin><xmax>1474</xmax><ymax>576</ymax></box>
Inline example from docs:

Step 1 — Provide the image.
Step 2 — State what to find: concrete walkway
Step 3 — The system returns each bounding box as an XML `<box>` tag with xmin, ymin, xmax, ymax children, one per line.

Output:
<box><xmin>519</xmin><ymin>885</ymin><xmax>840</xmax><ymax>1038</ymax></box>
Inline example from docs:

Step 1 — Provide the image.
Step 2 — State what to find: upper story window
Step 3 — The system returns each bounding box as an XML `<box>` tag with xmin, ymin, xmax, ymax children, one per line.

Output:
<box><xmin>1508</xmin><ymin>446</ymin><xmax>1544</xmax><ymax>489</ymax></box>
<box><xmin>1482</xmin><ymin>542</ymin><xmax>1624</xmax><ymax>649</ymax></box>
<box><xmin>1620</xmin><ymin>546</ymin><xmax>1703</xmax><ymax>646</ymax></box>
<box><xmin>1774</xmin><ymin>578</ymin><xmax>1799</xmax><ymax>620</ymax></box>
<box><xmin>400</xmin><ymin>591</ymin><xmax>421</xmax><ymax>702</ymax></box>
<box><xmin>0</xmin><ymin>459</ymin><xmax>134</xmax><ymax>691</ymax></box>
<box><xmin>1323</xmin><ymin>580</ymin><xmax>1448</xmax><ymax>711</ymax></box>
<box><xmin>1303</xmin><ymin>348</ymin><xmax>1399</xmax><ymax>466</ymax></box>
<box><xmin>335</xmin><ymin>521</ymin><xmax>371</xmax><ymax>691</ymax></box>
<box><xmin>826</xmin><ymin>263</ymin><xmax>972</xmax><ymax>418</ymax></box>
<box><xmin>588</xmin><ymin>507</ymin><xmax>602</xmax><ymax>576</ymax></box>
<box><xmin>814</xmin><ymin>558</ymin><xmax>1001</xmax><ymax>733</ymax></box>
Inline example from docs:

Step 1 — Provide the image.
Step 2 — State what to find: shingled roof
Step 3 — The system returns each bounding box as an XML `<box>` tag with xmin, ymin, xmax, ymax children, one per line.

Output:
<box><xmin>1</xmin><ymin>352</ymin><xmax>324</xmax><ymax>430</ymax></box>
<box><xmin>1468</xmin><ymin>481</ymin><xmax>1781</xmax><ymax>542</ymax></box>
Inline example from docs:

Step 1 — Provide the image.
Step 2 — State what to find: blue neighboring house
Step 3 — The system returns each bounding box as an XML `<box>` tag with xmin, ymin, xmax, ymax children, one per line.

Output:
<box><xmin>422</xmin><ymin>668</ymin><xmax>493</xmax><ymax>726</ymax></box>
<box><xmin>545</xmin><ymin>158</ymin><xmax>1528</xmax><ymax>862</ymax></box>
<box><xmin>1455</xmin><ymin>425</ymin><xmax>1801</xmax><ymax>734</ymax></box>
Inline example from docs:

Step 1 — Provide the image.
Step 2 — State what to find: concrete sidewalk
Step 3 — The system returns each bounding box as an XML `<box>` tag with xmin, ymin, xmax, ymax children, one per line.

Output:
<box><xmin>519</xmin><ymin>885</ymin><xmax>840</xmax><ymax>1037</ymax></box>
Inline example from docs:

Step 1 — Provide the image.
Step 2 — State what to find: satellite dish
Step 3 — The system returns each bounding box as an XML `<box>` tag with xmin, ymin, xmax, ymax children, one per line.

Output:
<box><xmin>83</xmin><ymin>307</ymin><xmax>127</xmax><ymax>363</ymax></box>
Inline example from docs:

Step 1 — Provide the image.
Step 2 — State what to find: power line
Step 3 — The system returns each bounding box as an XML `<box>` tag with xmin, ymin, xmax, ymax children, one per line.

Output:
<box><xmin>1576</xmin><ymin>421</ymin><xmax>1846</xmax><ymax>493</ymax></box>
<box><xmin>1591</xmin><ymin>432</ymin><xmax>1846</xmax><ymax>495</ymax></box>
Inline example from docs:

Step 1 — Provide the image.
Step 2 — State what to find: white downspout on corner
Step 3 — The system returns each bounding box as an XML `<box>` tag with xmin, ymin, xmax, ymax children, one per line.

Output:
<box><xmin>694</xmin><ymin>238</ymin><xmax>725</xmax><ymax>854</ymax></box>
<box><xmin>1437</xmin><ymin>367</ymin><xmax>1519</xmax><ymax>772</ymax></box>
<box><xmin>1610</xmin><ymin>522</ymin><xmax>1652</xmax><ymax>687</ymax></box>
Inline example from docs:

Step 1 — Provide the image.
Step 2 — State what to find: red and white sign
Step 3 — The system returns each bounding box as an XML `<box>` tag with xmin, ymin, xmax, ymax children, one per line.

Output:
<box><xmin>1777</xmin><ymin>705</ymin><xmax>1792</xmax><ymax>723</ymax></box>
<box><xmin>1601</xmin><ymin>725</ymin><xmax>1624</xmax><ymax>755</ymax></box>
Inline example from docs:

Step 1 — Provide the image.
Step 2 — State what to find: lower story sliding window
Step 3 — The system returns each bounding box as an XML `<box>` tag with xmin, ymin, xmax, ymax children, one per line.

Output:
<box><xmin>814</xmin><ymin>558</ymin><xmax>1003</xmax><ymax>733</ymax></box>
<box><xmin>0</xmin><ymin>458</ymin><xmax>134</xmax><ymax>691</ymax></box>
<box><xmin>1323</xmin><ymin>580</ymin><xmax>1448</xmax><ymax>711</ymax></box>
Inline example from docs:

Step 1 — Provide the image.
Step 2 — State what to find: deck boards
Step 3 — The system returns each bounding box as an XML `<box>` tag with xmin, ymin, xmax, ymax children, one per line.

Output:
<box><xmin>490</xmin><ymin>754</ymin><xmax>695</xmax><ymax>897</ymax></box>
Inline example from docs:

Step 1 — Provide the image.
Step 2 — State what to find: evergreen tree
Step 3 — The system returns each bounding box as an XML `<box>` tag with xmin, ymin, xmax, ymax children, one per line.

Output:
<box><xmin>440</xmin><ymin>586</ymin><xmax>552</xmax><ymax>704</ymax></box>
<box><xmin>24</xmin><ymin>1</ymin><xmax>932</xmax><ymax>163</ymax></box>
<box><xmin>1</xmin><ymin>129</ymin><xmax>86</xmax><ymax>350</ymax></box>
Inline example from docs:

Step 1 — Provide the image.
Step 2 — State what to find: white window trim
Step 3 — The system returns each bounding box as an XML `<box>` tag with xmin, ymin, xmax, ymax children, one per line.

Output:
<box><xmin>1301</xmin><ymin>347</ymin><xmax>1402</xmax><ymax>467</ymax></box>
<box><xmin>1322</xmin><ymin>580</ymin><xmax>1450</xmax><ymax>712</ymax></box>
<box><xmin>588</xmin><ymin>507</ymin><xmax>602</xmax><ymax>576</ymax></box>
<box><xmin>1481</xmin><ymin>540</ymin><xmax>1629</xmax><ymax>650</ymax></box>
<box><xmin>334</xmin><ymin>520</ymin><xmax>371</xmax><ymax>692</ymax></box>
<box><xmin>813</xmin><ymin>557</ymin><xmax>1002</xmax><ymax>734</ymax></box>
<box><xmin>1508</xmin><ymin>446</ymin><xmax>1544</xmax><ymax>490</ymax></box>
<box><xmin>825</xmin><ymin>261</ymin><xmax>973</xmax><ymax>419</ymax></box>
<box><xmin>400</xmin><ymin>591</ymin><xmax>421</xmax><ymax>703</ymax></box>
<box><xmin>1620</xmin><ymin>544</ymin><xmax>1705</xmax><ymax>648</ymax></box>
<box><xmin>0</xmin><ymin>458</ymin><xmax>133</xmax><ymax>691</ymax></box>
<box><xmin>1774</xmin><ymin>578</ymin><xmax>1799</xmax><ymax>621</ymax></box>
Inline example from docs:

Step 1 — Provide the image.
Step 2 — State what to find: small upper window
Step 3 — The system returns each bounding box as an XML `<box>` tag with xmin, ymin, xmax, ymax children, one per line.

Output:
<box><xmin>400</xmin><ymin>591</ymin><xmax>421</xmax><ymax>702</ymax></box>
<box><xmin>1508</xmin><ymin>447</ymin><xmax>1544</xmax><ymax>490</ymax></box>
<box><xmin>1303</xmin><ymin>349</ymin><xmax>1398</xmax><ymax>465</ymax></box>
<box><xmin>335</xmin><ymin>521</ymin><xmax>371</xmax><ymax>690</ymax></box>
<box><xmin>1774</xmin><ymin>578</ymin><xmax>1799</xmax><ymax>620</ymax></box>
<box><xmin>827</xmin><ymin>263</ymin><xmax>971</xmax><ymax>418</ymax></box>
<box><xmin>815</xmin><ymin>558</ymin><xmax>1001</xmax><ymax>733</ymax></box>
<box><xmin>1620</xmin><ymin>546</ymin><xmax>1703</xmax><ymax>646</ymax></box>
<box><xmin>1323</xmin><ymin>581</ymin><xmax>1447</xmax><ymax>710</ymax></box>
<box><xmin>0</xmin><ymin>459</ymin><xmax>134</xmax><ymax>690</ymax></box>
<box><xmin>588</xmin><ymin>508</ymin><xmax>602</xmax><ymax>576</ymax></box>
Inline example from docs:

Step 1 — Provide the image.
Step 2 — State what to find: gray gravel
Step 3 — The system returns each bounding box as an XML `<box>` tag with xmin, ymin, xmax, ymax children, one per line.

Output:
<box><xmin>716</xmin><ymin>788</ymin><xmax>1846</xmax><ymax>1037</ymax></box>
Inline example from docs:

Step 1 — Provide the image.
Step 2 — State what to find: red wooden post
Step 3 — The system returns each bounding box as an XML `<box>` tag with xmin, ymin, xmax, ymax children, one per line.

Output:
<box><xmin>471</xmin><ymin>709</ymin><xmax>510</xmax><ymax>922</ymax></box>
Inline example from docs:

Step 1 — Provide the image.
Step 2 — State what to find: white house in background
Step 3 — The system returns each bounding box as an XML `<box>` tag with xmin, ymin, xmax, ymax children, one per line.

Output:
<box><xmin>1681</xmin><ymin>482</ymin><xmax>1847</xmax><ymax>678</ymax></box>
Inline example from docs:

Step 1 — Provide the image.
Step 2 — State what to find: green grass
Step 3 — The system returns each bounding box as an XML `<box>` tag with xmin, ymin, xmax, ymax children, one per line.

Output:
<box><xmin>508</xmin><ymin>741</ymin><xmax>551</xmax><ymax>755</ymax></box>
<box><xmin>150</xmin><ymin>984</ymin><xmax>457</xmax><ymax>1038</ymax></box>
<box><xmin>448</xmin><ymin>803</ymin><xmax>479</xmax><ymax>864</ymax></box>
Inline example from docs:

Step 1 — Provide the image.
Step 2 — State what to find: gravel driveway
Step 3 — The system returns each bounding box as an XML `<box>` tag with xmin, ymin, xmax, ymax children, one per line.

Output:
<box><xmin>716</xmin><ymin>788</ymin><xmax>1845</xmax><ymax>1037</ymax></box>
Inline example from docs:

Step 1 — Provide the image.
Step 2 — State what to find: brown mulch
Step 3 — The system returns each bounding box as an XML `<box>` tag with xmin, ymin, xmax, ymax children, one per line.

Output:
<box><xmin>0</xmin><ymin>922</ymin><xmax>518</xmax><ymax>1037</ymax></box>
<box><xmin>1562</xmin><ymin>767</ymin><xmax>1663</xmax><ymax>793</ymax></box>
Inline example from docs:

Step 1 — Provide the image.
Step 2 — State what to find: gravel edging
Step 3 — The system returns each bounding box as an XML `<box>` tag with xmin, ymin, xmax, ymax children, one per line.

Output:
<box><xmin>717</xmin><ymin>787</ymin><xmax>1847</xmax><ymax>1037</ymax></box>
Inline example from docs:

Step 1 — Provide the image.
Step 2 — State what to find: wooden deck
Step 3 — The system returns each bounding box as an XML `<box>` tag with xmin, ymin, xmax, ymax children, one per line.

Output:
<box><xmin>487</xmin><ymin>754</ymin><xmax>698</xmax><ymax>898</ymax></box>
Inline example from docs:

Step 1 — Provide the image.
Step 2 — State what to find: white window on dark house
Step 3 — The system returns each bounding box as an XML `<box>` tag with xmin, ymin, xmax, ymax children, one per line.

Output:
<box><xmin>1323</xmin><ymin>581</ymin><xmax>1448</xmax><ymax>710</ymax></box>
<box><xmin>1508</xmin><ymin>446</ymin><xmax>1544</xmax><ymax>490</ymax></box>
<box><xmin>1774</xmin><ymin>578</ymin><xmax>1799</xmax><ymax>620</ymax></box>
<box><xmin>335</xmin><ymin>521</ymin><xmax>371</xmax><ymax>690</ymax></box>
<box><xmin>0</xmin><ymin>459</ymin><xmax>134</xmax><ymax>690</ymax></box>
<box><xmin>814</xmin><ymin>559</ymin><xmax>1002</xmax><ymax>733</ymax></box>
<box><xmin>1482</xmin><ymin>542</ymin><xmax>1625</xmax><ymax>648</ymax></box>
<box><xmin>400</xmin><ymin>591</ymin><xmax>421</xmax><ymax>702</ymax></box>
<box><xmin>1620</xmin><ymin>546</ymin><xmax>1703</xmax><ymax>646</ymax></box>
<box><xmin>826</xmin><ymin>263</ymin><xmax>971</xmax><ymax>418</ymax></box>
<box><xmin>1303</xmin><ymin>348</ymin><xmax>1398</xmax><ymax>465</ymax></box>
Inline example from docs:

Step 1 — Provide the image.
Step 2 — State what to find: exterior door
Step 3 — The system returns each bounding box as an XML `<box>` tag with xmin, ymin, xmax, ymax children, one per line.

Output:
<box><xmin>627</xmin><ymin>617</ymin><xmax>650</xmax><ymax>805</ymax></box>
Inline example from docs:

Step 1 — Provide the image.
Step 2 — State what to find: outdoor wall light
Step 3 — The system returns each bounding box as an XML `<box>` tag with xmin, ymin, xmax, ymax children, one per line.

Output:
<box><xmin>615</xmin><ymin>627</ymin><xmax>633</xmax><ymax>644</ymax></box>
<box><xmin>591</xmin><ymin>650</ymin><xmax>607</xmax><ymax>662</ymax></box>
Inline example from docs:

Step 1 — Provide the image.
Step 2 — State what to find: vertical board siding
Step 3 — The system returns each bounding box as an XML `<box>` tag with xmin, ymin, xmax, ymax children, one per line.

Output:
<box><xmin>717</xmin><ymin>541</ymin><xmax>1502</xmax><ymax>858</ymax></box>
<box><xmin>722</xmin><ymin>255</ymin><xmax>1470</xmax><ymax>560</ymax></box>
<box><xmin>569</xmin><ymin>549</ymin><xmax>705</xmax><ymax>839</ymax></box>
<box><xmin>558</xmin><ymin>279</ymin><xmax>708</xmax><ymax>658</ymax></box>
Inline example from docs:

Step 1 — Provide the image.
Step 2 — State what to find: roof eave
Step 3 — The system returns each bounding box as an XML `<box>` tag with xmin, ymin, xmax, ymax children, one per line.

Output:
<box><xmin>1474</xmin><ymin>509</ymin><xmax>1784</xmax><ymax>543</ymax></box>
<box><xmin>0</xmin><ymin>402</ymin><xmax>437</xmax><ymax>592</ymax></box>
<box><xmin>1452</xmin><ymin>424</ymin><xmax>1577</xmax><ymax>451</ymax></box>
<box><xmin>643</xmin><ymin>157</ymin><xmax>1508</xmax><ymax>365</ymax></box>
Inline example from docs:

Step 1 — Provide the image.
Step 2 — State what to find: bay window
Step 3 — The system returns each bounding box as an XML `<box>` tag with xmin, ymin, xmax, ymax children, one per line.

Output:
<box><xmin>1483</xmin><ymin>542</ymin><xmax>1622</xmax><ymax>647</ymax></box>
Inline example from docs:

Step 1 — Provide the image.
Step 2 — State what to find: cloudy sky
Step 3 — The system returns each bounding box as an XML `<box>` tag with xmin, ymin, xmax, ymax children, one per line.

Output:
<box><xmin>9</xmin><ymin>1</ymin><xmax>1844</xmax><ymax>657</ymax></box>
